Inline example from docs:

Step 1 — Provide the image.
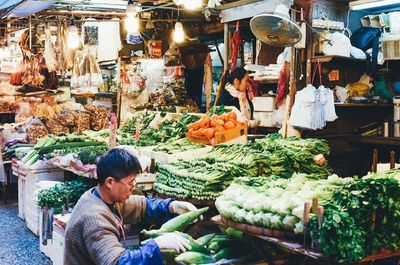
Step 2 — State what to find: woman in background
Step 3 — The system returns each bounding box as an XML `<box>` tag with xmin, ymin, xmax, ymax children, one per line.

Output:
<box><xmin>218</xmin><ymin>67</ymin><xmax>254</xmax><ymax>120</ymax></box>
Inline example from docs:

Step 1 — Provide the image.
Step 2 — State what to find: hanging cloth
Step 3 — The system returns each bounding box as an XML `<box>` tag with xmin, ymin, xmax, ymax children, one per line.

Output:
<box><xmin>276</xmin><ymin>62</ymin><xmax>290</xmax><ymax>107</ymax></box>
<box><xmin>230</xmin><ymin>22</ymin><xmax>241</xmax><ymax>70</ymax></box>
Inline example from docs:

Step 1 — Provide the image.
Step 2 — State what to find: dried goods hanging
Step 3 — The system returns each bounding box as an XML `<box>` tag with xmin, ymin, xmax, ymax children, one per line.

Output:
<box><xmin>44</xmin><ymin>24</ymin><xmax>57</xmax><ymax>72</ymax></box>
<box><xmin>71</xmin><ymin>47</ymin><xmax>103</xmax><ymax>88</ymax></box>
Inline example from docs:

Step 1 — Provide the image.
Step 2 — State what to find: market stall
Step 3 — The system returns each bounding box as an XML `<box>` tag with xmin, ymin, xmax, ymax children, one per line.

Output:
<box><xmin>1</xmin><ymin>0</ymin><xmax>400</xmax><ymax>265</ymax></box>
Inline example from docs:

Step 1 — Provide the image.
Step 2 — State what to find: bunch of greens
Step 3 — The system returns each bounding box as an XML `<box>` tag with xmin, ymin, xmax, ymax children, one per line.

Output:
<box><xmin>153</xmin><ymin>138</ymin><xmax>205</xmax><ymax>154</ymax></box>
<box><xmin>208</xmin><ymin>105</ymin><xmax>227</xmax><ymax>116</ymax></box>
<box><xmin>309</xmin><ymin>169</ymin><xmax>400</xmax><ymax>263</ymax></box>
<box><xmin>37</xmin><ymin>179</ymin><xmax>94</xmax><ymax>211</ymax></box>
<box><xmin>132</xmin><ymin>113</ymin><xmax>199</xmax><ymax>147</ymax></box>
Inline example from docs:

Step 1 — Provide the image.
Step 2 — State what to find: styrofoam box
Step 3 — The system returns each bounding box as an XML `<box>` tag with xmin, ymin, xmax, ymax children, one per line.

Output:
<box><xmin>141</xmin><ymin>146</ymin><xmax>213</xmax><ymax>165</ymax></box>
<box><xmin>17</xmin><ymin>175</ymin><xmax>26</xmax><ymax>219</ymax></box>
<box><xmin>18</xmin><ymin>162</ymin><xmax>64</xmax><ymax>236</ymax></box>
<box><xmin>252</xmin><ymin>97</ymin><xmax>276</xmax><ymax>112</ymax></box>
<box><xmin>39</xmin><ymin>210</ymin><xmax>52</xmax><ymax>258</ymax></box>
<box><xmin>50</xmin><ymin>228</ymin><xmax>65</xmax><ymax>265</ymax></box>
<box><xmin>254</xmin><ymin>111</ymin><xmax>276</xmax><ymax>128</ymax></box>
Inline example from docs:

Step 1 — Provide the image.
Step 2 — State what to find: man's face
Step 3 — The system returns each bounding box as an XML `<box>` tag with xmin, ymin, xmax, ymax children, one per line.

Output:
<box><xmin>109</xmin><ymin>174</ymin><xmax>136</xmax><ymax>203</ymax></box>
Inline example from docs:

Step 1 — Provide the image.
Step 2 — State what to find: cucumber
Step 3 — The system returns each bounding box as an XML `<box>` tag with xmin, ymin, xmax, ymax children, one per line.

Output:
<box><xmin>142</xmin><ymin>207</ymin><xmax>209</xmax><ymax>238</ymax></box>
<box><xmin>213</xmin><ymin>246</ymin><xmax>244</xmax><ymax>261</ymax></box>
<box><xmin>196</xmin><ymin>233</ymin><xmax>216</xmax><ymax>246</ymax></box>
<box><xmin>175</xmin><ymin>252</ymin><xmax>215</xmax><ymax>264</ymax></box>
<box><xmin>208</xmin><ymin>238</ymin><xmax>242</xmax><ymax>252</ymax></box>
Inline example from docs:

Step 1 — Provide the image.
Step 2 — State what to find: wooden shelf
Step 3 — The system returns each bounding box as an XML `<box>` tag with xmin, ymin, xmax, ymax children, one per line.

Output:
<box><xmin>212</xmin><ymin>215</ymin><xmax>400</xmax><ymax>264</ymax></box>
<box><xmin>259</xmin><ymin>79</ymin><xmax>279</xmax><ymax>84</ymax></box>
<box><xmin>347</xmin><ymin>135</ymin><xmax>400</xmax><ymax>147</ymax></box>
<box><xmin>335</xmin><ymin>103</ymin><xmax>393</xmax><ymax>108</ymax></box>
<box><xmin>311</xmin><ymin>55</ymin><xmax>366</xmax><ymax>63</ymax></box>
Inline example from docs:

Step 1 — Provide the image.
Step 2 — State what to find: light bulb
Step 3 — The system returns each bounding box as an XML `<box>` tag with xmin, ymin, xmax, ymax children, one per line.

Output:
<box><xmin>173</xmin><ymin>22</ymin><xmax>185</xmax><ymax>43</ymax></box>
<box><xmin>67</xmin><ymin>25</ymin><xmax>80</xmax><ymax>49</ymax></box>
<box><xmin>183</xmin><ymin>0</ymin><xmax>202</xmax><ymax>10</ymax></box>
<box><xmin>125</xmin><ymin>13</ymin><xmax>139</xmax><ymax>34</ymax></box>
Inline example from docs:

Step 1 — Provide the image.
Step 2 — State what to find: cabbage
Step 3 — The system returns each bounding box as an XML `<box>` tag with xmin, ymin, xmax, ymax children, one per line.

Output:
<box><xmin>270</xmin><ymin>214</ymin><xmax>283</xmax><ymax>229</ymax></box>
<box><xmin>293</xmin><ymin>221</ymin><xmax>304</xmax><ymax>234</ymax></box>
<box><xmin>283</xmin><ymin>216</ymin><xmax>299</xmax><ymax>230</ymax></box>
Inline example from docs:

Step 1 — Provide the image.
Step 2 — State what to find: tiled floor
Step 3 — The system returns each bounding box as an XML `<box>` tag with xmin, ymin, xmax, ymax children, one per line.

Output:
<box><xmin>0</xmin><ymin>202</ymin><xmax>51</xmax><ymax>265</ymax></box>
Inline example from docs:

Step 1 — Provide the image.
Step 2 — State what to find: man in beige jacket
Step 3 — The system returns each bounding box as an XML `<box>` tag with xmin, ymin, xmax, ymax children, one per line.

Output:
<box><xmin>64</xmin><ymin>148</ymin><xmax>199</xmax><ymax>265</ymax></box>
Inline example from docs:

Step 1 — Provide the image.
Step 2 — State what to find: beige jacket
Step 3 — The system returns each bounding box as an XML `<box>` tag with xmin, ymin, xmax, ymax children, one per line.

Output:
<box><xmin>64</xmin><ymin>188</ymin><xmax>147</xmax><ymax>265</ymax></box>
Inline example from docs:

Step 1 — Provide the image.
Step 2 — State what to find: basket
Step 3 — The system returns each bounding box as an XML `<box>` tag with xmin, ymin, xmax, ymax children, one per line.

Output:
<box><xmin>348</xmin><ymin>82</ymin><xmax>370</xmax><ymax>97</ymax></box>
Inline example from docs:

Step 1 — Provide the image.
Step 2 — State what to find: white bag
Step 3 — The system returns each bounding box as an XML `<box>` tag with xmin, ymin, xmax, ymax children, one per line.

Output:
<box><xmin>323</xmin><ymin>32</ymin><xmax>352</xmax><ymax>57</ymax></box>
<box><xmin>290</xmin><ymin>85</ymin><xmax>316</xmax><ymax>130</ymax></box>
<box><xmin>319</xmin><ymin>86</ymin><xmax>338</xmax><ymax>122</ymax></box>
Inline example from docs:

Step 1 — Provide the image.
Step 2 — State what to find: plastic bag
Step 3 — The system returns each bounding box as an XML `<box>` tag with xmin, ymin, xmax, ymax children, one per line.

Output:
<box><xmin>323</xmin><ymin>32</ymin><xmax>352</xmax><ymax>57</ymax></box>
<box><xmin>319</xmin><ymin>86</ymin><xmax>338</xmax><ymax>122</ymax></box>
<box><xmin>24</xmin><ymin>117</ymin><xmax>48</xmax><ymax>144</ymax></box>
<box><xmin>15</xmin><ymin>102</ymin><xmax>33</xmax><ymax>123</ymax></box>
<box><xmin>163</xmin><ymin>44</ymin><xmax>182</xmax><ymax>67</ymax></box>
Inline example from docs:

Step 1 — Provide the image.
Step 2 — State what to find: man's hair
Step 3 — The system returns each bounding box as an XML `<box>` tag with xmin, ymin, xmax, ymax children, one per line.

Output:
<box><xmin>96</xmin><ymin>148</ymin><xmax>142</xmax><ymax>185</ymax></box>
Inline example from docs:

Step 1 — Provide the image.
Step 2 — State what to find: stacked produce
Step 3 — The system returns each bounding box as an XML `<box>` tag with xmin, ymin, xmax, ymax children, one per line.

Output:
<box><xmin>156</xmin><ymin>160</ymin><xmax>247</xmax><ymax>200</ymax></box>
<box><xmin>308</xmin><ymin>169</ymin><xmax>400</xmax><ymax>263</ymax></box>
<box><xmin>141</xmin><ymin>208</ymin><xmax>258</xmax><ymax>264</ymax></box>
<box><xmin>155</xmin><ymin>134</ymin><xmax>333</xmax><ymax>200</ymax></box>
<box><xmin>118</xmin><ymin>112</ymin><xmax>199</xmax><ymax>147</ymax></box>
<box><xmin>186</xmin><ymin>112</ymin><xmax>241</xmax><ymax>140</ymax></box>
<box><xmin>21</xmin><ymin>134</ymin><xmax>105</xmax><ymax>166</ymax></box>
<box><xmin>215</xmin><ymin>174</ymin><xmax>352</xmax><ymax>235</ymax></box>
<box><xmin>152</xmin><ymin>138</ymin><xmax>205</xmax><ymax>154</ymax></box>
<box><xmin>37</xmin><ymin>178</ymin><xmax>94</xmax><ymax>212</ymax></box>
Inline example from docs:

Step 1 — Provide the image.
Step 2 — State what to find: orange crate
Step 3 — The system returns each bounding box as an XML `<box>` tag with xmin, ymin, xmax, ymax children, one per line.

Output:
<box><xmin>187</xmin><ymin>123</ymin><xmax>248</xmax><ymax>145</ymax></box>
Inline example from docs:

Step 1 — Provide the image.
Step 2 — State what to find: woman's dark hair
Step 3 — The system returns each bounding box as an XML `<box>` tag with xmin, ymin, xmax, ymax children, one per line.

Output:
<box><xmin>96</xmin><ymin>148</ymin><xmax>142</xmax><ymax>185</ymax></box>
<box><xmin>227</xmin><ymin>67</ymin><xmax>248</xmax><ymax>84</ymax></box>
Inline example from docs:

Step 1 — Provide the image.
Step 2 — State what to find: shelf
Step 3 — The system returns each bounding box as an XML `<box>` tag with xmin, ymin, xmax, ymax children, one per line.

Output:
<box><xmin>311</xmin><ymin>55</ymin><xmax>366</xmax><ymax>63</ymax></box>
<box><xmin>347</xmin><ymin>135</ymin><xmax>400</xmax><ymax>147</ymax></box>
<box><xmin>335</xmin><ymin>103</ymin><xmax>393</xmax><ymax>108</ymax></box>
<box><xmin>155</xmin><ymin>193</ymin><xmax>215</xmax><ymax>207</ymax></box>
<box><xmin>258</xmin><ymin>79</ymin><xmax>279</xmax><ymax>84</ymax></box>
<box><xmin>212</xmin><ymin>215</ymin><xmax>400</xmax><ymax>263</ymax></box>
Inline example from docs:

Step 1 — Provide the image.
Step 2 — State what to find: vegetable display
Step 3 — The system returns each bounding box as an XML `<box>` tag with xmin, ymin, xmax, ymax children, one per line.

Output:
<box><xmin>21</xmin><ymin>134</ymin><xmax>106</xmax><ymax>166</ymax></box>
<box><xmin>37</xmin><ymin>178</ymin><xmax>94</xmax><ymax>212</ymax></box>
<box><xmin>152</xmin><ymin>138</ymin><xmax>205</xmax><ymax>154</ymax></box>
<box><xmin>309</xmin><ymin>169</ymin><xmax>400</xmax><ymax>263</ymax></box>
<box><xmin>186</xmin><ymin>112</ymin><xmax>241</xmax><ymax>139</ymax></box>
<box><xmin>119</xmin><ymin>112</ymin><xmax>200</xmax><ymax>147</ymax></box>
<box><xmin>216</xmin><ymin>174</ymin><xmax>351</xmax><ymax>234</ymax></box>
<box><xmin>155</xmin><ymin>134</ymin><xmax>333</xmax><ymax>200</ymax></box>
<box><xmin>140</xmin><ymin>208</ymin><xmax>258</xmax><ymax>264</ymax></box>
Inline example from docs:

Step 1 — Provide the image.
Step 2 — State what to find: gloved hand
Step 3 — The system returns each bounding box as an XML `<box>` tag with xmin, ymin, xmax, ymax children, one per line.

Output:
<box><xmin>169</xmin><ymin>201</ymin><xmax>203</xmax><ymax>222</ymax></box>
<box><xmin>154</xmin><ymin>232</ymin><xmax>191</xmax><ymax>253</ymax></box>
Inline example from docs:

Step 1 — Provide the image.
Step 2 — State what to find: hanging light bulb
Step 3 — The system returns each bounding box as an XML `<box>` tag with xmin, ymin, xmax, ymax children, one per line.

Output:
<box><xmin>67</xmin><ymin>21</ymin><xmax>80</xmax><ymax>49</ymax></box>
<box><xmin>125</xmin><ymin>0</ymin><xmax>140</xmax><ymax>34</ymax></box>
<box><xmin>173</xmin><ymin>21</ymin><xmax>185</xmax><ymax>43</ymax></box>
<box><xmin>183</xmin><ymin>0</ymin><xmax>202</xmax><ymax>10</ymax></box>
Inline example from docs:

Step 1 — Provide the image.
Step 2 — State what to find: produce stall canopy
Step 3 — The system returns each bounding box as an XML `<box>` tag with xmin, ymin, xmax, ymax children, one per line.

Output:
<box><xmin>0</xmin><ymin>0</ymin><xmax>22</xmax><ymax>10</ymax></box>
<box><xmin>2</xmin><ymin>0</ymin><xmax>53</xmax><ymax>18</ymax></box>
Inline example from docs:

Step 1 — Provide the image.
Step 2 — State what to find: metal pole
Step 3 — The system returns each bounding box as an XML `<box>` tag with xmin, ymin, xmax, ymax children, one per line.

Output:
<box><xmin>28</xmin><ymin>15</ymin><xmax>32</xmax><ymax>49</ymax></box>
<box><xmin>223</xmin><ymin>22</ymin><xmax>229</xmax><ymax>71</ymax></box>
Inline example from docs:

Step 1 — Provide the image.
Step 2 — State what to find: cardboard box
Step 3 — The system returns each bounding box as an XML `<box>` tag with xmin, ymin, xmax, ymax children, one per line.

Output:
<box><xmin>252</xmin><ymin>96</ymin><xmax>276</xmax><ymax>112</ymax></box>
<box><xmin>187</xmin><ymin>123</ymin><xmax>248</xmax><ymax>146</ymax></box>
<box><xmin>254</xmin><ymin>111</ymin><xmax>276</xmax><ymax>128</ymax></box>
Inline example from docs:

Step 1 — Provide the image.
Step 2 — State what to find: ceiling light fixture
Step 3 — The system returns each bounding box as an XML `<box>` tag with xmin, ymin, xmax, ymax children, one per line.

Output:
<box><xmin>350</xmin><ymin>0</ymin><xmax>399</xmax><ymax>10</ymax></box>
<box><xmin>173</xmin><ymin>21</ymin><xmax>185</xmax><ymax>43</ymax></box>
<box><xmin>125</xmin><ymin>0</ymin><xmax>140</xmax><ymax>34</ymax></box>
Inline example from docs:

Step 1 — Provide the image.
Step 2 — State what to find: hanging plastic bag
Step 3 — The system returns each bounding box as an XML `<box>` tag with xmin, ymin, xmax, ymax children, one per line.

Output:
<box><xmin>290</xmin><ymin>84</ymin><xmax>316</xmax><ymax>130</ymax></box>
<box><xmin>320</xmin><ymin>86</ymin><xmax>338</xmax><ymax>122</ymax></box>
